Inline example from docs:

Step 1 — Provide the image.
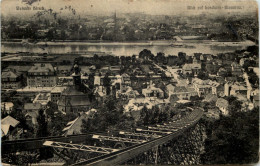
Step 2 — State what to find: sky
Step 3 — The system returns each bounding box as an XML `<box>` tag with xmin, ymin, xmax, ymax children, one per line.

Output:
<box><xmin>1</xmin><ymin>0</ymin><xmax>258</xmax><ymax>17</ymax></box>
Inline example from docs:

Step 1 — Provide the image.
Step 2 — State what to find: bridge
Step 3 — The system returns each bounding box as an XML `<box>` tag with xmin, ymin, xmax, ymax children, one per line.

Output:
<box><xmin>2</xmin><ymin>107</ymin><xmax>204</xmax><ymax>165</ymax></box>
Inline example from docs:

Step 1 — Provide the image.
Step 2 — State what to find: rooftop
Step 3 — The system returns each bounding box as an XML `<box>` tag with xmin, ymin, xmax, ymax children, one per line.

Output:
<box><xmin>62</xmin><ymin>86</ymin><xmax>86</xmax><ymax>96</ymax></box>
<box><xmin>182</xmin><ymin>63</ymin><xmax>201</xmax><ymax>70</ymax></box>
<box><xmin>17</xmin><ymin>86</ymin><xmax>54</xmax><ymax>93</ymax></box>
<box><xmin>174</xmin><ymin>86</ymin><xmax>188</xmax><ymax>93</ymax></box>
<box><xmin>216</xmin><ymin>98</ymin><xmax>229</xmax><ymax>108</ymax></box>
<box><xmin>24</xmin><ymin>103</ymin><xmax>42</xmax><ymax>110</ymax></box>
<box><xmin>203</xmin><ymin>94</ymin><xmax>218</xmax><ymax>103</ymax></box>
<box><xmin>28</xmin><ymin>63</ymin><xmax>55</xmax><ymax>73</ymax></box>
<box><xmin>166</xmin><ymin>84</ymin><xmax>175</xmax><ymax>92</ymax></box>
<box><xmin>2</xmin><ymin>70</ymin><xmax>19</xmax><ymax>79</ymax></box>
<box><xmin>51</xmin><ymin>86</ymin><xmax>67</xmax><ymax>93</ymax></box>
<box><xmin>1</xmin><ymin>116</ymin><xmax>20</xmax><ymax>137</ymax></box>
<box><xmin>231</xmin><ymin>84</ymin><xmax>247</xmax><ymax>91</ymax></box>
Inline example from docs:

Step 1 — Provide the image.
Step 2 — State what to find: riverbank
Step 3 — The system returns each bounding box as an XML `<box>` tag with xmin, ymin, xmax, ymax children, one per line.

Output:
<box><xmin>2</xmin><ymin>39</ymin><xmax>255</xmax><ymax>46</ymax></box>
<box><xmin>1</xmin><ymin>39</ymin><xmax>255</xmax><ymax>56</ymax></box>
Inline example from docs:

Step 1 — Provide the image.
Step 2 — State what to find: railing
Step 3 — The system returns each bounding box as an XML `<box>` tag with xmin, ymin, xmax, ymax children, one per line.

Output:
<box><xmin>72</xmin><ymin>108</ymin><xmax>203</xmax><ymax>165</ymax></box>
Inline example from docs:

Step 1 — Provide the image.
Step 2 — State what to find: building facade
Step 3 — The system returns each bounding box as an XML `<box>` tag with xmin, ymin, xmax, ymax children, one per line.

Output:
<box><xmin>27</xmin><ymin>63</ymin><xmax>57</xmax><ymax>87</ymax></box>
<box><xmin>1</xmin><ymin>69</ymin><xmax>22</xmax><ymax>89</ymax></box>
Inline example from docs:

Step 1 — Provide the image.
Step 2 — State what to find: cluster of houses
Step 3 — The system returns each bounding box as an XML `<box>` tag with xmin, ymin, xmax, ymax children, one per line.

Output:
<box><xmin>1</xmin><ymin>49</ymin><xmax>259</xmax><ymax>139</ymax></box>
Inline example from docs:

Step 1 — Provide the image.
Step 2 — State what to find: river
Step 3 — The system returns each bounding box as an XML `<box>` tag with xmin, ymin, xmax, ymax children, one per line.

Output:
<box><xmin>1</xmin><ymin>40</ymin><xmax>255</xmax><ymax>56</ymax></box>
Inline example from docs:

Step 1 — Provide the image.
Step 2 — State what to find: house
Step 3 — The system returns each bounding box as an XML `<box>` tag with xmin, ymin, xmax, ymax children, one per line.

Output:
<box><xmin>231</xmin><ymin>62</ymin><xmax>243</xmax><ymax>76</ymax></box>
<box><xmin>203</xmin><ymin>94</ymin><xmax>218</xmax><ymax>103</ymax></box>
<box><xmin>211</xmin><ymin>83</ymin><xmax>224</xmax><ymax>96</ymax></box>
<box><xmin>225</xmin><ymin>82</ymin><xmax>247</xmax><ymax>97</ymax></box>
<box><xmin>1</xmin><ymin>102</ymin><xmax>14</xmax><ymax>114</ymax></box>
<box><xmin>182</xmin><ymin>63</ymin><xmax>201</xmax><ymax>75</ymax></box>
<box><xmin>23</xmin><ymin>103</ymin><xmax>42</xmax><ymax>125</ymax></box>
<box><xmin>51</xmin><ymin>86</ymin><xmax>67</xmax><ymax>103</ymax></box>
<box><xmin>230</xmin><ymin>84</ymin><xmax>247</xmax><ymax>96</ymax></box>
<box><xmin>94</xmin><ymin>86</ymin><xmax>106</xmax><ymax>102</ymax></box>
<box><xmin>121</xmin><ymin>73</ymin><xmax>131</xmax><ymax>86</ymax></box>
<box><xmin>142</xmin><ymin>83</ymin><xmax>164</xmax><ymax>98</ymax></box>
<box><xmin>192</xmin><ymin>78</ymin><xmax>221</xmax><ymax>97</ymax></box>
<box><xmin>225</xmin><ymin>76</ymin><xmax>237</xmax><ymax>83</ymax></box>
<box><xmin>124</xmin><ymin>98</ymin><xmax>148</xmax><ymax>120</ymax></box>
<box><xmin>109</xmin><ymin>66</ymin><xmax>121</xmax><ymax>74</ymax></box>
<box><xmin>58</xmin><ymin>86</ymin><xmax>91</xmax><ymax>113</ymax></box>
<box><xmin>124</xmin><ymin>96</ymin><xmax>169</xmax><ymax>118</ymax></box>
<box><xmin>1</xmin><ymin>116</ymin><xmax>22</xmax><ymax>140</ymax></box>
<box><xmin>217</xmin><ymin>67</ymin><xmax>227</xmax><ymax>77</ymax></box>
<box><xmin>192</xmin><ymin>78</ymin><xmax>213</xmax><ymax>97</ymax></box>
<box><xmin>216</xmin><ymin>98</ymin><xmax>229</xmax><ymax>115</ymax></box>
<box><xmin>111</xmin><ymin>75</ymin><xmax>123</xmax><ymax>94</ymax></box>
<box><xmin>1</xmin><ymin>69</ymin><xmax>22</xmax><ymax>89</ymax></box>
<box><xmin>168</xmin><ymin>86</ymin><xmax>197</xmax><ymax>100</ymax></box>
<box><xmin>27</xmin><ymin>63</ymin><xmax>57</xmax><ymax>87</ymax></box>
<box><xmin>124</xmin><ymin>98</ymin><xmax>149</xmax><ymax>113</ymax></box>
<box><xmin>94</xmin><ymin>76</ymin><xmax>101</xmax><ymax>86</ymax></box>
<box><xmin>121</xmin><ymin>87</ymin><xmax>140</xmax><ymax>99</ymax></box>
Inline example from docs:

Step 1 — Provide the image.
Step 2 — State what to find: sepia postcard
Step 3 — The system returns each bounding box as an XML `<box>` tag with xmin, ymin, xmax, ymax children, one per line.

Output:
<box><xmin>1</xmin><ymin>0</ymin><xmax>259</xmax><ymax>165</ymax></box>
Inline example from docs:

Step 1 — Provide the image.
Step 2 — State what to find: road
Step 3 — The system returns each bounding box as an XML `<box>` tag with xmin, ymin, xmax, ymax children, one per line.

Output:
<box><xmin>153</xmin><ymin>63</ymin><xmax>187</xmax><ymax>86</ymax></box>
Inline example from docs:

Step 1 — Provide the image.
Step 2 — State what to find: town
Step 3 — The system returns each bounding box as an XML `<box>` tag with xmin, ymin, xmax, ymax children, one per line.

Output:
<box><xmin>1</xmin><ymin>44</ymin><xmax>259</xmax><ymax>164</ymax></box>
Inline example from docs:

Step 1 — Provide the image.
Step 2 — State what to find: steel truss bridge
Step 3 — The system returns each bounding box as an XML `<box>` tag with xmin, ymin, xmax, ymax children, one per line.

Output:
<box><xmin>2</xmin><ymin>107</ymin><xmax>204</xmax><ymax>165</ymax></box>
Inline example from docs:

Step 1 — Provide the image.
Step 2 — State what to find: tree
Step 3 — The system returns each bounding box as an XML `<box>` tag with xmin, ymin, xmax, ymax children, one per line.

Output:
<box><xmin>197</xmin><ymin>71</ymin><xmax>209</xmax><ymax>80</ymax></box>
<box><xmin>88</xmin><ymin>72</ymin><xmax>95</xmax><ymax>90</ymax></box>
<box><xmin>228</xmin><ymin>99</ymin><xmax>242</xmax><ymax>115</ymax></box>
<box><xmin>156</xmin><ymin>52</ymin><xmax>165</xmax><ymax>64</ymax></box>
<box><xmin>60</xmin><ymin>30</ymin><xmax>66</xmax><ymax>40</ymax></box>
<box><xmin>45</xmin><ymin>101</ymin><xmax>58</xmax><ymax>119</ymax></box>
<box><xmin>81</xmin><ymin>98</ymin><xmax>125</xmax><ymax>132</ymax></box>
<box><xmin>132</xmin><ymin>55</ymin><xmax>136</xmax><ymax>63</ymax></box>
<box><xmin>201</xmin><ymin>107</ymin><xmax>259</xmax><ymax>164</ymax></box>
<box><xmin>158</xmin><ymin>111</ymin><xmax>168</xmax><ymax>123</ymax></box>
<box><xmin>140</xmin><ymin>106</ymin><xmax>149</xmax><ymax>125</ymax></box>
<box><xmin>36</xmin><ymin>109</ymin><xmax>53</xmax><ymax>160</ymax></box>
<box><xmin>103</xmin><ymin>73</ymin><xmax>111</xmax><ymax>95</ymax></box>
<box><xmin>151</xmin><ymin>106</ymin><xmax>160</xmax><ymax>124</ymax></box>
<box><xmin>93</xmin><ymin>54</ymin><xmax>99</xmax><ymax>61</ymax></box>
<box><xmin>36</xmin><ymin>109</ymin><xmax>48</xmax><ymax>137</ymax></box>
<box><xmin>139</xmin><ymin>49</ymin><xmax>152</xmax><ymax>60</ymax></box>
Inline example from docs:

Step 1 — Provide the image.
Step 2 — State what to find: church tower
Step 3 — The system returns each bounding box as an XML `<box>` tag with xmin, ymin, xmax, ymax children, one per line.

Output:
<box><xmin>113</xmin><ymin>10</ymin><xmax>117</xmax><ymax>41</ymax></box>
<box><xmin>72</xmin><ymin>62</ymin><xmax>81</xmax><ymax>90</ymax></box>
